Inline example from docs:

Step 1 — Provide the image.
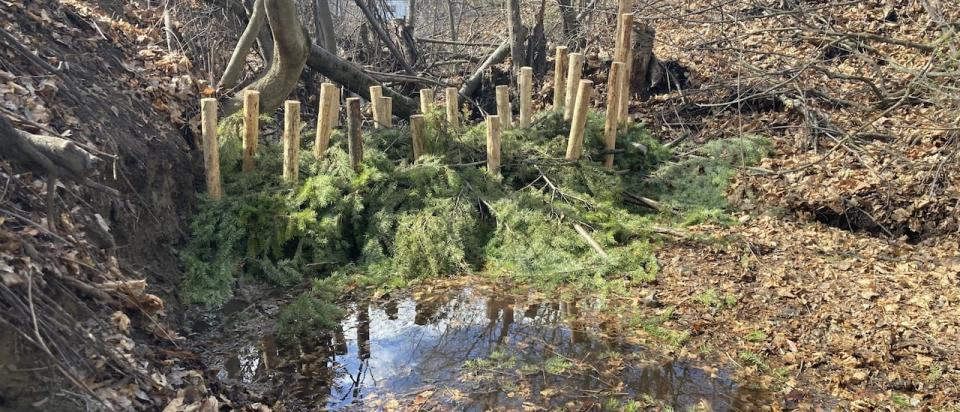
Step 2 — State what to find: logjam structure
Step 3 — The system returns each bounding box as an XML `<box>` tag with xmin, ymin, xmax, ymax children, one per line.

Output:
<box><xmin>1</xmin><ymin>0</ymin><xmax>958</xmax><ymax>410</ymax></box>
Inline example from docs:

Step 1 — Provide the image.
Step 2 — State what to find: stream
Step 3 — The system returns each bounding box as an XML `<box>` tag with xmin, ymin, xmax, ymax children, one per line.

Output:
<box><xmin>186</xmin><ymin>282</ymin><xmax>769</xmax><ymax>410</ymax></box>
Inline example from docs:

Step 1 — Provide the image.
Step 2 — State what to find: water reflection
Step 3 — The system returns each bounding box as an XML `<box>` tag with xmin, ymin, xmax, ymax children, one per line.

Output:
<box><xmin>328</xmin><ymin>288</ymin><xmax>767</xmax><ymax>410</ymax></box>
<box><xmin>198</xmin><ymin>287</ymin><xmax>769</xmax><ymax>411</ymax></box>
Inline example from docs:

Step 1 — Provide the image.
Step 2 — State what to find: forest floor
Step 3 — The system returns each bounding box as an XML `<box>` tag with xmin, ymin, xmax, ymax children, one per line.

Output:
<box><xmin>1</xmin><ymin>0</ymin><xmax>958</xmax><ymax>411</ymax></box>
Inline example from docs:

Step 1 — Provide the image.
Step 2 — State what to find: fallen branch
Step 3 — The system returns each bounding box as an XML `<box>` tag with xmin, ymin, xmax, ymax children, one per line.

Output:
<box><xmin>573</xmin><ymin>222</ymin><xmax>608</xmax><ymax>258</ymax></box>
<box><xmin>306</xmin><ymin>44</ymin><xmax>417</xmax><ymax>117</ymax></box>
<box><xmin>459</xmin><ymin>40</ymin><xmax>511</xmax><ymax>98</ymax></box>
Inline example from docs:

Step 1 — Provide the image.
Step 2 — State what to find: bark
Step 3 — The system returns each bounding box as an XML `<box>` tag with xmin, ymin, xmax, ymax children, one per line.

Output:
<box><xmin>306</xmin><ymin>44</ymin><xmax>416</xmax><ymax>117</ymax></box>
<box><xmin>506</xmin><ymin>0</ymin><xmax>526</xmax><ymax>72</ymax></box>
<box><xmin>630</xmin><ymin>23</ymin><xmax>657</xmax><ymax>100</ymax></box>
<box><xmin>220</xmin><ymin>0</ymin><xmax>268</xmax><ymax>89</ymax></box>
<box><xmin>353</xmin><ymin>0</ymin><xmax>416</xmax><ymax>75</ymax></box>
<box><xmin>406</xmin><ymin>0</ymin><xmax>417</xmax><ymax>28</ymax></box>
<box><xmin>526</xmin><ymin>0</ymin><xmax>547</xmax><ymax>76</ymax></box>
<box><xmin>315</xmin><ymin>0</ymin><xmax>337</xmax><ymax>52</ymax></box>
<box><xmin>163</xmin><ymin>0</ymin><xmax>181</xmax><ymax>52</ymax></box>
<box><xmin>226</xmin><ymin>0</ymin><xmax>310</xmax><ymax>114</ymax></box>
<box><xmin>459</xmin><ymin>40</ymin><xmax>511</xmax><ymax>98</ymax></box>
<box><xmin>556</xmin><ymin>0</ymin><xmax>579</xmax><ymax>43</ymax></box>
<box><xmin>446</xmin><ymin>0</ymin><xmax>457</xmax><ymax>41</ymax></box>
<box><xmin>0</xmin><ymin>116</ymin><xmax>99</xmax><ymax>182</ymax></box>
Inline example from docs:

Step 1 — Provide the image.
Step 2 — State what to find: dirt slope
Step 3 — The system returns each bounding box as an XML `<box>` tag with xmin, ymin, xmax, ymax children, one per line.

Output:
<box><xmin>1</xmin><ymin>0</ymin><xmax>202</xmax><ymax>409</ymax></box>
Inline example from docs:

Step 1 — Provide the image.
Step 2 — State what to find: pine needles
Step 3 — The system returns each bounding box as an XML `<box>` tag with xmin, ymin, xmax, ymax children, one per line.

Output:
<box><xmin>181</xmin><ymin>109</ymin><xmax>768</xmax><ymax>339</ymax></box>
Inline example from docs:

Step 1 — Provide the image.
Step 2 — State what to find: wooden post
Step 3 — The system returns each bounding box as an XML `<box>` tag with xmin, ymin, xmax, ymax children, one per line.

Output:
<box><xmin>553</xmin><ymin>46</ymin><xmax>568</xmax><ymax>111</ymax></box>
<box><xmin>603</xmin><ymin>62</ymin><xmax>625</xmax><ymax>168</ymax></box>
<box><xmin>242</xmin><ymin>90</ymin><xmax>259</xmax><ymax>173</ymax></box>
<box><xmin>410</xmin><ymin>114</ymin><xmax>426</xmax><ymax>161</ymax></box>
<box><xmin>486</xmin><ymin>115</ymin><xmax>501</xmax><ymax>175</ymax></box>
<box><xmin>200</xmin><ymin>98</ymin><xmax>222</xmax><ymax>199</ymax></box>
<box><xmin>565</xmin><ymin>79</ymin><xmax>593</xmax><ymax>160</ymax></box>
<box><xmin>369</xmin><ymin>85</ymin><xmax>384</xmax><ymax>128</ymax></box>
<box><xmin>282</xmin><ymin>100</ymin><xmax>301</xmax><ymax>184</ymax></box>
<box><xmin>614</xmin><ymin>13</ymin><xmax>634</xmax><ymax>64</ymax></box>
<box><xmin>613</xmin><ymin>0</ymin><xmax>635</xmax><ymax>59</ymax></box>
<box><xmin>346</xmin><ymin>97</ymin><xmax>363</xmax><ymax>172</ymax></box>
<box><xmin>495</xmin><ymin>85</ymin><xmax>512</xmax><ymax>129</ymax></box>
<box><xmin>519</xmin><ymin>66</ymin><xmax>533</xmax><ymax>128</ymax></box>
<box><xmin>314</xmin><ymin>83</ymin><xmax>339</xmax><ymax>158</ymax></box>
<box><xmin>563</xmin><ymin>53</ymin><xmax>585</xmax><ymax>121</ymax></box>
<box><xmin>445</xmin><ymin>87</ymin><xmax>459</xmax><ymax>128</ymax></box>
<box><xmin>419</xmin><ymin>88</ymin><xmax>434</xmax><ymax>114</ymax></box>
<box><xmin>381</xmin><ymin>96</ymin><xmax>393</xmax><ymax>127</ymax></box>
<box><xmin>620</xmin><ymin>48</ymin><xmax>634</xmax><ymax>124</ymax></box>
<box><xmin>616</xmin><ymin>13</ymin><xmax>635</xmax><ymax>124</ymax></box>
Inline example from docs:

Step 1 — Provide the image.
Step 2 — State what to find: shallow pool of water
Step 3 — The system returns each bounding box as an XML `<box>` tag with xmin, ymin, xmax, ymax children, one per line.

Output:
<box><xmin>188</xmin><ymin>285</ymin><xmax>768</xmax><ymax>410</ymax></box>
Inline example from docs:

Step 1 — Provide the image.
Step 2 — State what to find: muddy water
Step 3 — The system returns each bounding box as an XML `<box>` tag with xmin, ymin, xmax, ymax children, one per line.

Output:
<box><xmin>188</xmin><ymin>286</ymin><xmax>768</xmax><ymax>410</ymax></box>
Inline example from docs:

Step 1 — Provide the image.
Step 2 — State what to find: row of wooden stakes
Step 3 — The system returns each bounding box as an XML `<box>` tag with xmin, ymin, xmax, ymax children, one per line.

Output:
<box><xmin>198</xmin><ymin>13</ymin><xmax>638</xmax><ymax>200</ymax></box>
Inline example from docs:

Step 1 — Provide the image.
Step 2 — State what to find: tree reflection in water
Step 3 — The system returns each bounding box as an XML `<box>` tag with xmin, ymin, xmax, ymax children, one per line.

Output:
<box><xmin>322</xmin><ymin>288</ymin><xmax>768</xmax><ymax>410</ymax></box>
<box><xmin>199</xmin><ymin>286</ymin><xmax>768</xmax><ymax>410</ymax></box>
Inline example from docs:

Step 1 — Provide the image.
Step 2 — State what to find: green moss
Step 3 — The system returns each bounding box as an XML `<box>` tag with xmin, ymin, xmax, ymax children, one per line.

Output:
<box><xmin>744</xmin><ymin>330</ymin><xmax>767</xmax><ymax>342</ymax></box>
<box><xmin>694</xmin><ymin>288</ymin><xmax>738</xmax><ymax>310</ymax></box>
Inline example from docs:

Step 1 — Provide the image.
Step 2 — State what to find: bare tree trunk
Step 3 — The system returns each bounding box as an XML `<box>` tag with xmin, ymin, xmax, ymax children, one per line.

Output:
<box><xmin>459</xmin><ymin>40</ymin><xmax>510</xmax><ymax>98</ymax></box>
<box><xmin>526</xmin><ymin>0</ymin><xmax>547</xmax><ymax>76</ymax></box>
<box><xmin>225</xmin><ymin>0</ymin><xmax>309</xmax><ymax>113</ymax></box>
<box><xmin>220</xmin><ymin>0</ymin><xmax>267</xmax><ymax>89</ymax></box>
<box><xmin>555</xmin><ymin>0</ymin><xmax>579</xmax><ymax>44</ymax></box>
<box><xmin>306</xmin><ymin>44</ymin><xmax>416</xmax><ymax>117</ymax></box>
<box><xmin>446</xmin><ymin>0</ymin><xmax>457</xmax><ymax>41</ymax></box>
<box><xmin>506</xmin><ymin>0</ymin><xmax>526</xmax><ymax>72</ymax></box>
<box><xmin>163</xmin><ymin>0</ymin><xmax>181</xmax><ymax>52</ymax></box>
<box><xmin>353</xmin><ymin>0</ymin><xmax>416</xmax><ymax>74</ymax></box>
<box><xmin>406</xmin><ymin>0</ymin><xmax>417</xmax><ymax>28</ymax></box>
<box><xmin>315</xmin><ymin>0</ymin><xmax>337</xmax><ymax>52</ymax></box>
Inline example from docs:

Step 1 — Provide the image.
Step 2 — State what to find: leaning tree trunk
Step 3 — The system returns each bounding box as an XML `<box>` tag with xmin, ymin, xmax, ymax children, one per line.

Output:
<box><xmin>225</xmin><ymin>0</ymin><xmax>309</xmax><ymax>114</ymax></box>
<box><xmin>506</xmin><ymin>0</ymin><xmax>526</xmax><ymax>72</ymax></box>
<box><xmin>220</xmin><ymin>0</ymin><xmax>268</xmax><ymax>89</ymax></box>
<box><xmin>306</xmin><ymin>44</ymin><xmax>416</xmax><ymax>117</ymax></box>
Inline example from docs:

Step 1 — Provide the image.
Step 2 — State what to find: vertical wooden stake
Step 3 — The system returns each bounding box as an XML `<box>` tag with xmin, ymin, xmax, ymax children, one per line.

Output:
<box><xmin>346</xmin><ymin>97</ymin><xmax>363</xmax><ymax>172</ymax></box>
<box><xmin>410</xmin><ymin>114</ymin><xmax>426</xmax><ymax>161</ymax></box>
<box><xmin>315</xmin><ymin>83</ymin><xmax>338</xmax><ymax>158</ymax></box>
<box><xmin>200</xmin><ymin>98</ymin><xmax>222</xmax><ymax>199</ymax></box>
<box><xmin>603</xmin><ymin>62</ymin><xmax>625</xmax><ymax>168</ymax></box>
<box><xmin>620</xmin><ymin>48</ymin><xmax>634</xmax><ymax>124</ymax></box>
<box><xmin>616</xmin><ymin>13</ymin><xmax>635</xmax><ymax>124</ymax></box>
<box><xmin>563</xmin><ymin>53</ymin><xmax>585</xmax><ymax>121</ymax></box>
<box><xmin>282</xmin><ymin>100</ymin><xmax>301</xmax><ymax>184</ymax></box>
<box><xmin>614</xmin><ymin>13</ymin><xmax>634</xmax><ymax>64</ymax></box>
<box><xmin>419</xmin><ymin>88</ymin><xmax>434</xmax><ymax>114</ymax></box>
<box><xmin>519</xmin><ymin>66</ymin><xmax>533</xmax><ymax>128</ymax></box>
<box><xmin>381</xmin><ymin>96</ymin><xmax>393</xmax><ymax>127</ymax></box>
<box><xmin>565</xmin><ymin>79</ymin><xmax>593</xmax><ymax>160</ymax></box>
<box><xmin>553</xmin><ymin>46</ymin><xmax>569</xmax><ymax>111</ymax></box>
<box><xmin>495</xmin><ymin>85</ymin><xmax>512</xmax><ymax>129</ymax></box>
<box><xmin>445</xmin><ymin>87</ymin><xmax>459</xmax><ymax>128</ymax></box>
<box><xmin>614</xmin><ymin>0</ymin><xmax>636</xmax><ymax>60</ymax></box>
<box><xmin>369</xmin><ymin>85</ymin><xmax>384</xmax><ymax>128</ymax></box>
<box><xmin>241</xmin><ymin>90</ymin><xmax>259</xmax><ymax>173</ymax></box>
<box><xmin>486</xmin><ymin>115</ymin><xmax>501</xmax><ymax>175</ymax></box>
